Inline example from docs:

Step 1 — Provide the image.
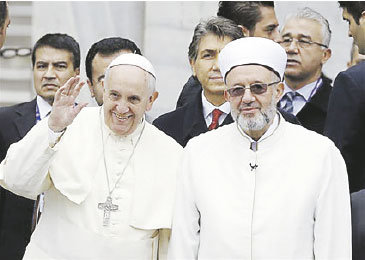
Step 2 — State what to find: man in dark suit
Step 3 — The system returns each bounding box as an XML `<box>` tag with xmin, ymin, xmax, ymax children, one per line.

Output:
<box><xmin>176</xmin><ymin>1</ymin><xmax>280</xmax><ymax>108</ymax></box>
<box><xmin>324</xmin><ymin>1</ymin><xmax>365</xmax><ymax>194</ymax></box>
<box><xmin>153</xmin><ymin>17</ymin><xmax>243</xmax><ymax>147</ymax></box>
<box><xmin>0</xmin><ymin>33</ymin><xmax>80</xmax><ymax>259</ymax></box>
<box><xmin>278</xmin><ymin>7</ymin><xmax>332</xmax><ymax>135</ymax></box>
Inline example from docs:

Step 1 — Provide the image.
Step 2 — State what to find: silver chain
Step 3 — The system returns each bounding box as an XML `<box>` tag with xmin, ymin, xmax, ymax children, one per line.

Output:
<box><xmin>99</xmin><ymin>107</ymin><xmax>145</xmax><ymax>197</ymax></box>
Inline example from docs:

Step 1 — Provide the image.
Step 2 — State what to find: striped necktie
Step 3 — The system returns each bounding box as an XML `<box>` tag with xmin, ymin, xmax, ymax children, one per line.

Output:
<box><xmin>282</xmin><ymin>92</ymin><xmax>299</xmax><ymax>114</ymax></box>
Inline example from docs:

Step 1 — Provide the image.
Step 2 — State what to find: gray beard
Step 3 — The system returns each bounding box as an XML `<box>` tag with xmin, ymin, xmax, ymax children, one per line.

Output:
<box><xmin>232</xmin><ymin>93</ymin><xmax>277</xmax><ymax>132</ymax></box>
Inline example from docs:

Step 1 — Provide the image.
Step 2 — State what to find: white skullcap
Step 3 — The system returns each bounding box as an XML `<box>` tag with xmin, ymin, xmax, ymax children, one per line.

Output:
<box><xmin>218</xmin><ymin>37</ymin><xmax>287</xmax><ymax>82</ymax></box>
<box><xmin>107</xmin><ymin>53</ymin><xmax>156</xmax><ymax>78</ymax></box>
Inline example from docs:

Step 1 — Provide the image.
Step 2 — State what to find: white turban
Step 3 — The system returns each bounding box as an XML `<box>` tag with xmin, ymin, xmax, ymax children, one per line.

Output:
<box><xmin>107</xmin><ymin>53</ymin><xmax>156</xmax><ymax>78</ymax></box>
<box><xmin>218</xmin><ymin>37</ymin><xmax>287</xmax><ymax>82</ymax></box>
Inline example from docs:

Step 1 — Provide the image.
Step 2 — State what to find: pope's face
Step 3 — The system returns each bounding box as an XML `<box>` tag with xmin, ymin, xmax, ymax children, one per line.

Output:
<box><xmin>89</xmin><ymin>50</ymin><xmax>132</xmax><ymax>106</ymax></box>
<box><xmin>33</xmin><ymin>46</ymin><xmax>79</xmax><ymax>105</ymax></box>
<box><xmin>103</xmin><ymin>65</ymin><xmax>157</xmax><ymax>136</ymax></box>
<box><xmin>224</xmin><ymin>65</ymin><xmax>283</xmax><ymax>134</ymax></box>
<box><xmin>342</xmin><ymin>8</ymin><xmax>365</xmax><ymax>55</ymax></box>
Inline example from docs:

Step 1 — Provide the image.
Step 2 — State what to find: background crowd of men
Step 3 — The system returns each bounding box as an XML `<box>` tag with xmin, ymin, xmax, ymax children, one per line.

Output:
<box><xmin>0</xmin><ymin>1</ymin><xmax>365</xmax><ymax>259</ymax></box>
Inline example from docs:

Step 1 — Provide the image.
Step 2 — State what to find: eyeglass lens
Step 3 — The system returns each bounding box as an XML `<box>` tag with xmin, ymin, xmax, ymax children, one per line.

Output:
<box><xmin>228</xmin><ymin>84</ymin><xmax>268</xmax><ymax>97</ymax></box>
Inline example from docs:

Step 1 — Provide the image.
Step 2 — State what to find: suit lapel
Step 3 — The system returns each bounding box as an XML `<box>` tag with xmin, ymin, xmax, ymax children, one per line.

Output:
<box><xmin>298</xmin><ymin>77</ymin><xmax>332</xmax><ymax>116</ymax></box>
<box><xmin>182</xmin><ymin>90</ymin><xmax>208</xmax><ymax>143</ymax></box>
<box><xmin>13</xmin><ymin>99</ymin><xmax>37</xmax><ymax>138</ymax></box>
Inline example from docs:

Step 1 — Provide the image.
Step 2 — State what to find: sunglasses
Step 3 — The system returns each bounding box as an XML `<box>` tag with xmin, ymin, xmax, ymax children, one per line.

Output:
<box><xmin>227</xmin><ymin>81</ymin><xmax>280</xmax><ymax>97</ymax></box>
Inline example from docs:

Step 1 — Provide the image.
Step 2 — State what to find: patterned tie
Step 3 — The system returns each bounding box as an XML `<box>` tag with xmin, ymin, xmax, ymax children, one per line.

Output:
<box><xmin>282</xmin><ymin>92</ymin><xmax>299</xmax><ymax>114</ymax></box>
<box><xmin>208</xmin><ymin>109</ymin><xmax>223</xmax><ymax>130</ymax></box>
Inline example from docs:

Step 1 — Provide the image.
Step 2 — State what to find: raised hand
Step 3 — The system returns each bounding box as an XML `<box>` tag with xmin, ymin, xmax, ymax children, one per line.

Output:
<box><xmin>48</xmin><ymin>76</ymin><xmax>88</xmax><ymax>132</ymax></box>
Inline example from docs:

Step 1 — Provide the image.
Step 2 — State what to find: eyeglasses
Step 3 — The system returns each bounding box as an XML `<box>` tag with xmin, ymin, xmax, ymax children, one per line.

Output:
<box><xmin>278</xmin><ymin>38</ymin><xmax>328</xmax><ymax>49</ymax></box>
<box><xmin>227</xmin><ymin>81</ymin><xmax>280</xmax><ymax>97</ymax></box>
<box><xmin>0</xmin><ymin>48</ymin><xmax>32</xmax><ymax>59</ymax></box>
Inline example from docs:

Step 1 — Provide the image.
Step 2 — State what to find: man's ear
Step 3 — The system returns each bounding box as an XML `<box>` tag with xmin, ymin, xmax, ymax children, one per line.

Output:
<box><xmin>275</xmin><ymin>82</ymin><xmax>284</xmax><ymax>101</ymax></box>
<box><xmin>87</xmin><ymin>78</ymin><xmax>95</xmax><ymax>97</ymax></box>
<box><xmin>321</xmin><ymin>48</ymin><xmax>332</xmax><ymax>65</ymax></box>
<box><xmin>146</xmin><ymin>91</ymin><xmax>159</xmax><ymax>111</ymax></box>
<box><xmin>189</xmin><ymin>58</ymin><xmax>197</xmax><ymax>76</ymax></box>
<box><xmin>224</xmin><ymin>89</ymin><xmax>230</xmax><ymax>102</ymax></box>
<box><xmin>75</xmin><ymin>68</ymin><xmax>80</xmax><ymax>75</ymax></box>
<box><xmin>238</xmin><ymin>25</ymin><xmax>250</xmax><ymax>37</ymax></box>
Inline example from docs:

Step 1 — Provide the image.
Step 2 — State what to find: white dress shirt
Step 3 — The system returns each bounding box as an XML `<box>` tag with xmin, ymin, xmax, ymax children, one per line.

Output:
<box><xmin>201</xmin><ymin>91</ymin><xmax>231</xmax><ymax>127</ymax></box>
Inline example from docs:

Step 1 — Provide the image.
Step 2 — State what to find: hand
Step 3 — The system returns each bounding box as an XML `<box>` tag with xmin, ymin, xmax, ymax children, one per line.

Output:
<box><xmin>48</xmin><ymin>76</ymin><xmax>88</xmax><ymax>132</ymax></box>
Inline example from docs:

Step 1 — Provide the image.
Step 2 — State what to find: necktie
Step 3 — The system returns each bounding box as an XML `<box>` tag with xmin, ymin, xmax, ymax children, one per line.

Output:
<box><xmin>282</xmin><ymin>92</ymin><xmax>298</xmax><ymax>114</ymax></box>
<box><xmin>208</xmin><ymin>109</ymin><xmax>223</xmax><ymax>130</ymax></box>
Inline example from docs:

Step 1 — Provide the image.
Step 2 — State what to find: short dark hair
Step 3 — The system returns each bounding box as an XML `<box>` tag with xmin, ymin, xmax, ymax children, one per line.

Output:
<box><xmin>217</xmin><ymin>1</ymin><xmax>274</xmax><ymax>31</ymax></box>
<box><xmin>339</xmin><ymin>1</ymin><xmax>365</xmax><ymax>25</ymax></box>
<box><xmin>188</xmin><ymin>16</ymin><xmax>244</xmax><ymax>62</ymax></box>
<box><xmin>31</xmin><ymin>33</ymin><xmax>80</xmax><ymax>69</ymax></box>
<box><xmin>0</xmin><ymin>1</ymin><xmax>8</xmax><ymax>30</ymax></box>
<box><xmin>85</xmin><ymin>37</ymin><xmax>141</xmax><ymax>83</ymax></box>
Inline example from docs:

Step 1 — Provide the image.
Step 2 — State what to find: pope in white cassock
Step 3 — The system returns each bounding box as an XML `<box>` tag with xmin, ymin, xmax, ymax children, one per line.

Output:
<box><xmin>167</xmin><ymin>37</ymin><xmax>352</xmax><ymax>259</ymax></box>
<box><xmin>0</xmin><ymin>54</ymin><xmax>182</xmax><ymax>259</ymax></box>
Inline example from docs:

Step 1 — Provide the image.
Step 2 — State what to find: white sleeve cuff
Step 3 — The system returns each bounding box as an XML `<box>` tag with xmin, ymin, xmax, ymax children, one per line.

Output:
<box><xmin>48</xmin><ymin>128</ymin><xmax>66</xmax><ymax>148</ymax></box>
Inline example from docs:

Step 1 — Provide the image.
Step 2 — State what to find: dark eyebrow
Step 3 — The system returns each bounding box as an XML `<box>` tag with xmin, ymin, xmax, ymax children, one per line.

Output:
<box><xmin>53</xmin><ymin>61</ymin><xmax>68</xmax><ymax>66</ymax></box>
<box><xmin>97</xmin><ymin>75</ymin><xmax>105</xmax><ymax>82</ymax></box>
<box><xmin>282</xmin><ymin>33</ymin><xmax>311</xmax><ymax>40</ymax></box>
<box><xmin>201</xmin><ymin>49</ymin><xmax>216</xmax><ymax>54</ymax></box>
<box><xmin>266</xmin><ymin>24</ymin><xmax>278</xmax><ymax>31</ymax></box>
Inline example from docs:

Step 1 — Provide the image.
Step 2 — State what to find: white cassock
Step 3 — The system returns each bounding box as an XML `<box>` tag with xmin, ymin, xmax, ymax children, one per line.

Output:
<box><xmin>168</xmin><ymin>114</ymin><xmax>351</xmax><ymax>260</ymax></box>
<box><xmin>0</xmin><ymin>107</ymin><xmax>182</xmax><ymax>260</ymax></box>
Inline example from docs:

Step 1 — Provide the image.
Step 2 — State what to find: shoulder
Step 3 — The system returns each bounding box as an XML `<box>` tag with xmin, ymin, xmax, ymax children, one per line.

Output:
<box><xmin>351</xmin><ymin>189</ymin><xmax>365</xmax><ymax>208</ymax></box>
<box><xmin>153</xmin><ymin>105</ymin><xmax>191</xmax><ymax>133</ymax></box>
<box><xmin>154</xmin><ymin>106</ymin><xmax>187</xmax><ymax>125</ymax></box>
<box><xmin>335</xmin><ymin>62</ymin><xmax>365</xmax><ymax>86</ymax></box>
<box><xmin>145</xmin><ymin>122</ymin><xmax>183</xmax><ymax>151</ymax></box>
<box><xmin>186</xmin><ymin>123</ymin><xmax>234</xmax><ymax>150</ymax></box>
<box><xmin>0</xmin><ymin>100</ymin><xmax>36</xmax><ymax>123</ymax></box>
<box><xmin>284</xmin><ymin>120</ymin><xmax>335</xmax><ymax>149</ymax></box>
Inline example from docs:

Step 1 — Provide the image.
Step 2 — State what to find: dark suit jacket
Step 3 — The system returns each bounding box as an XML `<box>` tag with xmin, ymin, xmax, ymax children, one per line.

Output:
<box><xmin>295</xmin><ymin>75</ymin><xmax>332</xmax><ymax>135</ymax></box>
<box><xmin>176</xmin><ymin>76</ymin><xmax>201</xmax><ymax>109</ymax></box>
<box><xmin>0</xmin><ymin>99</ymin><xmax>37</xmax><ymax>260</ymax></box>
<box><xmin>154</xmin><ymin>89</ymin><xmax>233</xmax><ymax>147</ymax></box>
<box><xmin>324</xmin><ymin>62</ymin><xmax>365</xmax><ymax>193</ymax></box>
<box><xmin>351</xmin><ymin>189</ymin><xmax>365</xmax><ymax>260</ymax></box>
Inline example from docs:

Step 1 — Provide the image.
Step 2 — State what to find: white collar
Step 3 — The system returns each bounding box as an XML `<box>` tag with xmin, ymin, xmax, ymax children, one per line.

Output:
<box><xmin>201</xmin><ymin>90</ymin><xmax>230</xmax><ymax>119</ymax></box>
<box><xmin>36</xmin><ymin>95</ymin><xmax>52</xmax><ymax>119</ymax></box>
<box><xmin>283</xmin><ymin>78</ymin><xmax>322</xmax><ymax>102</ymax></box>
<box><xmin>237</xmin><ymin>113</ymin><xmax>280</xmax><ymax>143</ymax></box>
<box><xmin>100</xmin><ymin>106</ymin><xmax>145</xmax><ymax>145</ymax></box>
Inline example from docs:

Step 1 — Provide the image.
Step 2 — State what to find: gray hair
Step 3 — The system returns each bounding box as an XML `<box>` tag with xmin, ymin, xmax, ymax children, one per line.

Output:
<box><xmin>188</xmin><ymin>16</ymin><xmax>244</xmax><ymax>62</ymax></box>
<box><xmin>285</xmin><ymin>7</ymin><xmax>331</xmax><ymax>47</ymax></box>
<box><xmin>104</xmin><ymin>65</ymin><xmax>156</xmax><ymax>95</ymax></box>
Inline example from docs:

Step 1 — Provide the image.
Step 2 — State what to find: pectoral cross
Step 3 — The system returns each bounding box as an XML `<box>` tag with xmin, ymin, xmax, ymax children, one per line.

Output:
<box><xmin>98</xmin><ymin>196</ymin><xmax>119</xmax><ymax>226</ymax></box>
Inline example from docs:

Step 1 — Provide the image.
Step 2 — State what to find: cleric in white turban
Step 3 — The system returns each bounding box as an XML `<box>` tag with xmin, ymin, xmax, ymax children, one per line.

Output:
<box><xmin>167</xmin><ymin>37</ymin><xmax>351</xmax><ymax>259</ymax></box>
<box><xmin>0</xmin><ymin>53</ymin><xmax>182</xmax><ymax>259</ymax></box>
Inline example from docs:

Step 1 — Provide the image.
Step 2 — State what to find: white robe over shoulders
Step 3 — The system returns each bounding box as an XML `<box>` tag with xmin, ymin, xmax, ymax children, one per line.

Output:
<box><xmin>0</xmin><ymin>107</ymin><xmax>182</xmax><ymax>260</ymax></box>
<box><xmin>168</xmin><ymin>115</ymin><xmax>351</xmax><ymax>260</ymax></box>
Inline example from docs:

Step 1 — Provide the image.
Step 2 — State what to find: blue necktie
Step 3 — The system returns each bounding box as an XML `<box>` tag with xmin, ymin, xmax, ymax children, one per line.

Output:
<box><xmin>282</xmin><ymin>92</ymin><xmax>298</xmax><ymax>114</ymax></box>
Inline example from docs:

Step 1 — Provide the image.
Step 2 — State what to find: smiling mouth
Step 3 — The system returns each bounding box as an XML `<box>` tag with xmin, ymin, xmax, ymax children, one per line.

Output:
<box><xmin>113</xmin><ymin>112</ymin><xmax>133</xmax><ymax>121</ymax></box>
